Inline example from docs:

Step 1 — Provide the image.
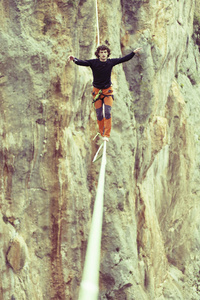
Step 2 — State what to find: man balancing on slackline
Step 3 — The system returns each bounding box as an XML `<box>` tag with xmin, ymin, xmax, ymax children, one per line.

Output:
<box><xmin>68</xmin><ymin>45</ymin><xmax>142</xmax><ymax>142</ymax></box>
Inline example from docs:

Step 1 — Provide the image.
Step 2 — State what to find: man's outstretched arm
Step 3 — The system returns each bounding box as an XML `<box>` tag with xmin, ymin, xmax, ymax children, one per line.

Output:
<box><xmin>112</xmin><ymin>47</ymin><xmax>142</xmax><ymax>66</ymax></box>
<box><xmin>68</xmin><ymin>55</ymin><xmax>91</xmax><ymax>66</ymax></box>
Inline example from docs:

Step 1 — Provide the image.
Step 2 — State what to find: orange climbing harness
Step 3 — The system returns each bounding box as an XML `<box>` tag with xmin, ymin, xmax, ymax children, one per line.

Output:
<box><xmin>92</xmin><ymin>86</ymin><xmax>114</xmax><ymax>138</ymax></box>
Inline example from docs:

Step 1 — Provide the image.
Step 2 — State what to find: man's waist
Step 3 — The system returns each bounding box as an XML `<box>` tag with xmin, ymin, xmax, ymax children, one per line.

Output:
<box><xmin>92</xmin><ymin>85</ymin><xmax>113</xmax><ymax>99</ymax></box>
<box><xmin>93</xmin><ymin>83</ymin><xmax>111</xmax><ymax>90</ymax></box>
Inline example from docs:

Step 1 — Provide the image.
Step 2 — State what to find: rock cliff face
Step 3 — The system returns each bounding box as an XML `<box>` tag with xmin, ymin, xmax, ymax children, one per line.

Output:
<box><xmin>0</xmin><ymin>0</ymin><xmax>200</xmax><ymax>299</ymax></box>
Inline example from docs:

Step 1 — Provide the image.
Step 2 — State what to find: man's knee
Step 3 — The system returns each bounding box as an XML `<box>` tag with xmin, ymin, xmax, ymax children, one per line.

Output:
<box><xmin>96</xmin><ymin>107</ymin><xmax>103</xmax><ymax>121</ymax></box>
<box><xmin>105</xmin><ymin>105</ymin><xmax>112</xmax><ymax>119</ymax></box>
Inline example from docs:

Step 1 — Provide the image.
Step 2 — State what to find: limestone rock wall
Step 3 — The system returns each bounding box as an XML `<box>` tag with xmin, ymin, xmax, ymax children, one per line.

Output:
<box><xmin>0</xmin><ymin>0</ymin><xmax>200</xmax><ymax>299</ymax></box>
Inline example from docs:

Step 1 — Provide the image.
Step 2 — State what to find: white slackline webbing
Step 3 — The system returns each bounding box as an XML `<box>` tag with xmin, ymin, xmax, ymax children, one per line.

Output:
<box><xmin>78</xmin><ymin>141</ymin><xmax>107</xmax><ymax>300</ymax></box>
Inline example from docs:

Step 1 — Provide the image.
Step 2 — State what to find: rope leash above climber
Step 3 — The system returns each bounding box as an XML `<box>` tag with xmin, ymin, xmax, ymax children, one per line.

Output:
<box><xmin>96</xmin><ymin>0</ymin><xmax>100</xmax><ymax>45</ymax></box>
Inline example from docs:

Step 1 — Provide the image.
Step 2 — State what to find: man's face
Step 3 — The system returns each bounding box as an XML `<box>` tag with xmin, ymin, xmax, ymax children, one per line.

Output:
<box><xmin>99</xmin><ymin>50</ymin><xmax>108</xmax><ymax>62</ymax></box>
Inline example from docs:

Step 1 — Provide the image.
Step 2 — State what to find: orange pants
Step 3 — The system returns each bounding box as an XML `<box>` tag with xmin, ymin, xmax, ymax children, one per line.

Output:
<box><xmin>92</xmin><ymin>86</ymin><xmax>114</xmax><ymax>138</ymax></box>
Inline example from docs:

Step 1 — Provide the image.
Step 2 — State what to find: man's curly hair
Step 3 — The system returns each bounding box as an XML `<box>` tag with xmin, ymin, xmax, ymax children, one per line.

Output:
<box><xmin>95</xmin><ymin>45</ymin><xmax>111</xmax><ymax>58</ymax></box>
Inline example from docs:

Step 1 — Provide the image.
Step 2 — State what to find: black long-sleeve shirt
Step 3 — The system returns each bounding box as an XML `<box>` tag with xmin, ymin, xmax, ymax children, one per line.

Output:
<box><xmin>73</xmin><ymin>51</ymin><xmax>135</xmax><ymax>89</ymax></box>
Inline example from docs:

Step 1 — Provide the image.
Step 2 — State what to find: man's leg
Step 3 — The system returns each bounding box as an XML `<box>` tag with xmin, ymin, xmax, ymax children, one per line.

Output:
<box><xmin>103</xmin><ymin>96</ymin><xmax>113</xmax><ymax>138</ymax></box>
<box><xmin>94</xmin><ymin>99</ymin><xmax>104</xmax><ymax>136</ymax></box>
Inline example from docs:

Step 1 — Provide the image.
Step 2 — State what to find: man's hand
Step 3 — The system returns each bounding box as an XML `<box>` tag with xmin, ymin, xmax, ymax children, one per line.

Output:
<box><xmin>68</xmin><ymin>55</ymin><xmax>75</xmax><ymax>62</ymax></box>
<box><xmin>133</xmin><ymin>48</ymin><xmax>142</xmax><ymax>54</ymax></box>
